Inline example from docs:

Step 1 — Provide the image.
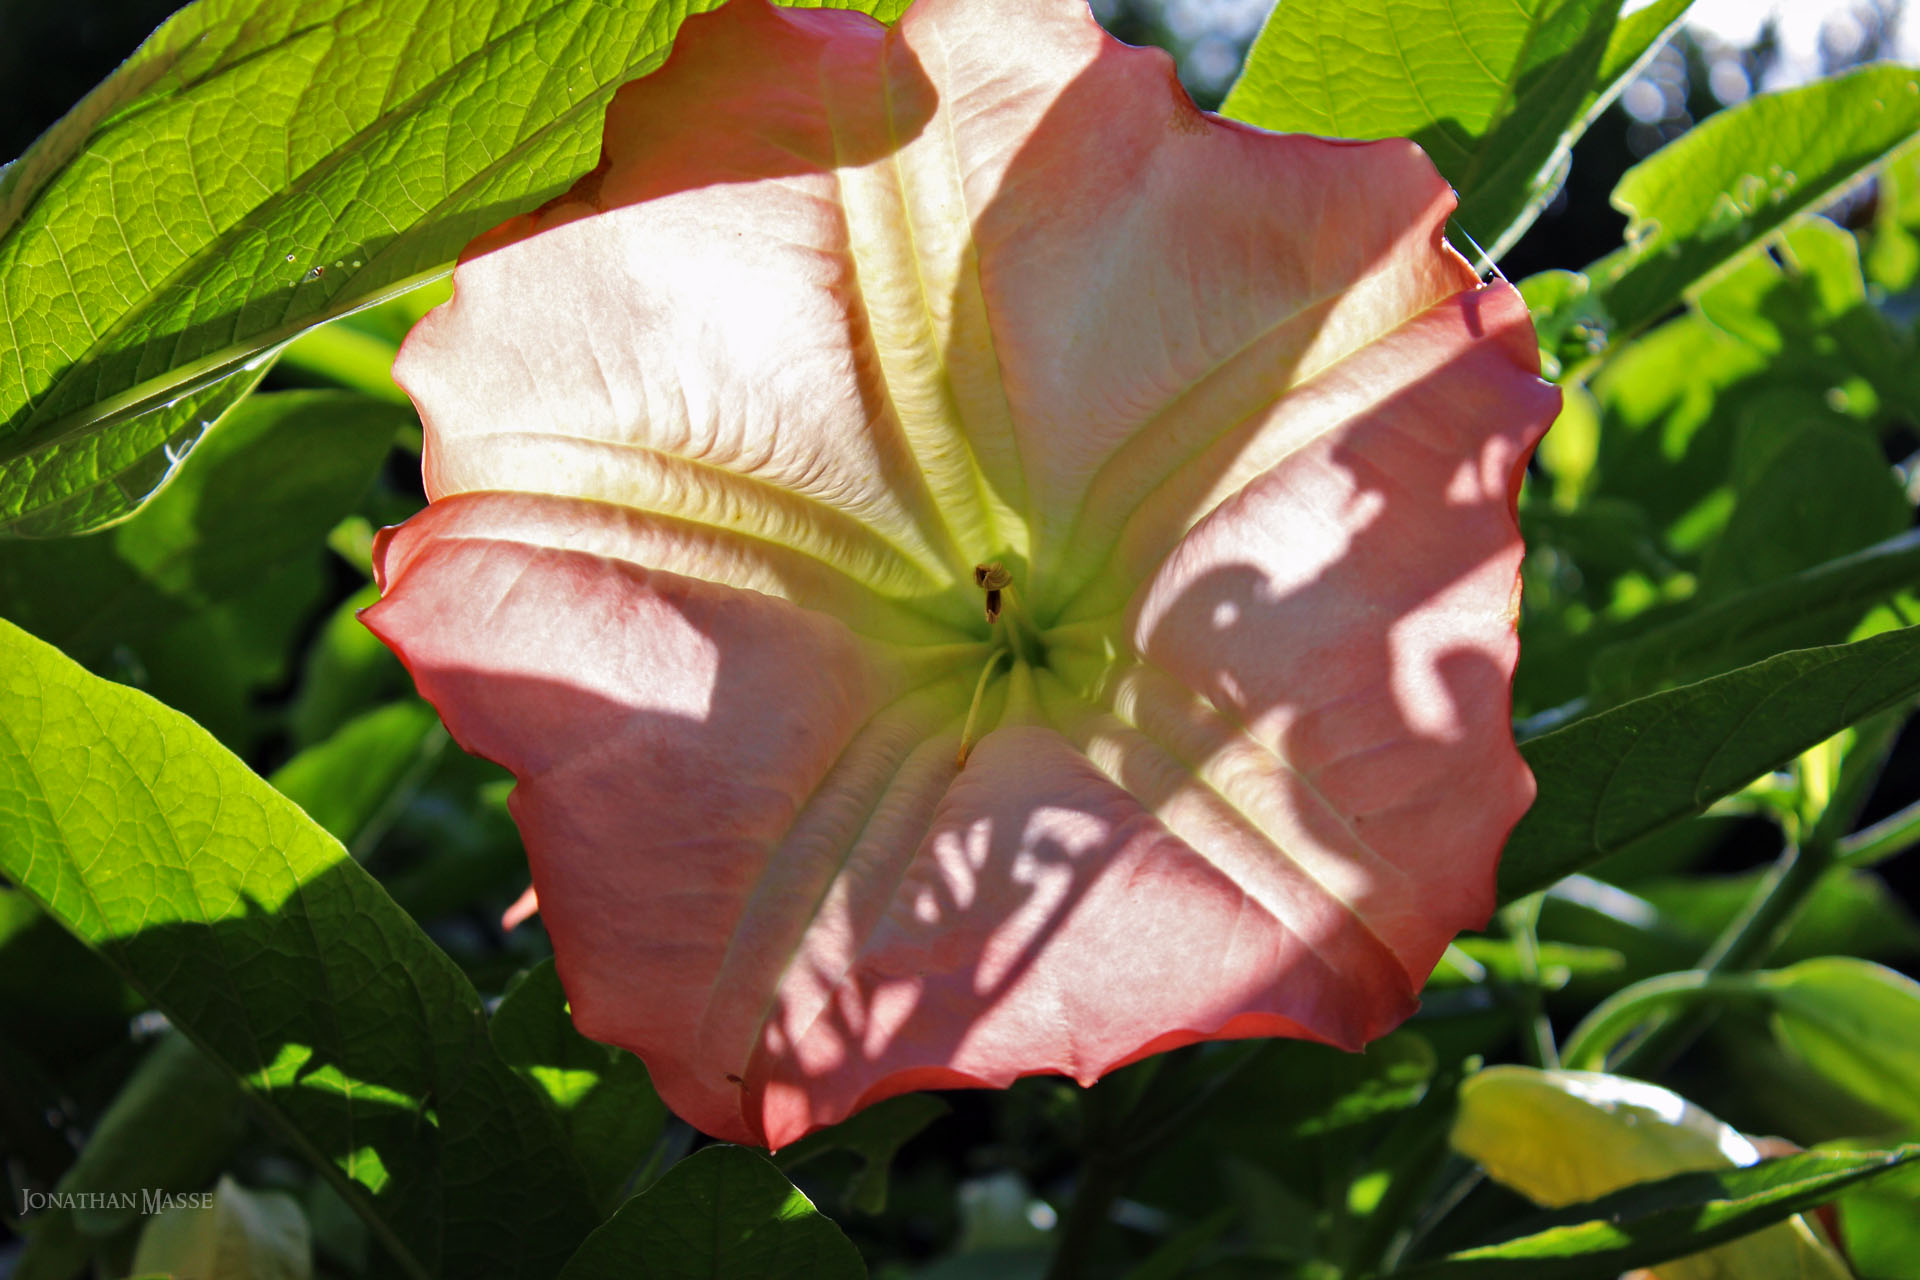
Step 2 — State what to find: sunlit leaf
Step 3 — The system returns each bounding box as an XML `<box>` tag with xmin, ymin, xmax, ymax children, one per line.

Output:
<box><xmin>1539</xmin><ymin>64</ymin><xmax>1920</xmax><ymax>370</ymax></box>
<box><xmin>1445</xmin><ymin>1066</ymin><xmax>1856</xmax><ymax>1279</ymax></box>
<box><xmin>366</xmin><ymin>0</ymin><xmax>1556</xmax><ymax>1146</ymax></box>
<box><xmin>1224</xmin><ymin>0</ymin><xmax>1663</xmax><ymax>257</ymax></box>
<box><xmin>1865</xmin><ymin>141</ymin><xmax>1920</xmax><ymax>292</ymax></box>
<box><xmin>0</xmin><ymin>619</ymin><xmax>597</xmax><ymax>1279</ymax></box>
<box><xmin>1407</xmin><ymin>1145</ymin><xmax>1915</xmax><ymax>1279</ymax></box>
<box><xmin>1590</xmin><ymin>528</ymin><xmax>1920</xmax><ymax>701</ymax></box>
<box><xmin>1761</xmin><ymin>958</ymin><xmax>1920</xmax><ymax>1129</ymax></box>
<box><xmin>0</xmin><ymin>0</ymin><xmax>901</xmax><ymax>536</ymax></box>
<box><xmin>1693</xmin><ymin>220</ymin><xmax>1917</xmax><ymax>411</ymax></box>
<box><xmin>0</xmin><ymin>360</ymin><xmax>273</xmax><ymax>537</ymax></box>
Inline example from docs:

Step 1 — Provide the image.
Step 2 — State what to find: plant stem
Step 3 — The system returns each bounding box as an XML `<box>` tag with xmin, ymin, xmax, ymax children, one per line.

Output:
<box><xmin>1838</xmin><ymin>795</ymin><xmax>1920</xmax><ymax>867</ymax></box>
<box><xmin>1045</xmin><ymin>1065</ymin><xmax>1161</xmax><ymax>1280</ymax></box>
<box><xmin>1609</xmin><ymin>834</ymin><xmax>1834</xmax><ymax>1076</ymax></box>
<box><xmin>1501</xmin><ymin>897</ymin><xmax>1559</xmax><ymax>1069</ymax></box>
<box><xmin>1045</xmin><ymin>1155</ymin><xmax>1129</xmax><ymax>1280</ymax></box>
<box><xmin>1562</xmin><ymin>970</ymin><xmax>1770</xmax><ymax>1070</ymax></box>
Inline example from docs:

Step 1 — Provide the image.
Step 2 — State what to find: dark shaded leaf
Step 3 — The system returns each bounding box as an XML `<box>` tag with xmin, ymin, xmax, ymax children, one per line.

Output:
<box><xmin>492</xmin><ymin>959</ymin><xmax>668</xmax><ymax>1214</ymax></box>
<box><xmin>555</xmin><ymin>1145</ymin><xmax>863</xmax><ymax>1280</ymax></box>
<box><xmin>1502</xmin><ymin>625</ymin><xmax>1920</xmax><ymax>900</ymax></box>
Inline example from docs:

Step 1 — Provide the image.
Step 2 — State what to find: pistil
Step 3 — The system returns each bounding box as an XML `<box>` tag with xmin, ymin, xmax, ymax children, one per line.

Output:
<box><xmin>956</xmin><ymin>648</ymin><xmax>1010</xmax><ymax>767</ymax></box>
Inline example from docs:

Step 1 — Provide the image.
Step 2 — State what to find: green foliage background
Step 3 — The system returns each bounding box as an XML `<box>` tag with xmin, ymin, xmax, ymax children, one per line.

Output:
<box><xmin>4</xmin><ymin>1</ymin><xmax>1920</xmax><ymax>1278</ymax></box>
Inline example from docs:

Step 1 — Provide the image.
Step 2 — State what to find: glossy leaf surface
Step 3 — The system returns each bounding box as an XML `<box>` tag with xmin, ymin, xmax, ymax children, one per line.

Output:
<box><xmin>1224</xmin><ymin>0</ymin><xmax>1675</xmax><ymax>258</ymax></box>
<box><xmin>366</xmin><ymin>0</ymin><xmax>1556</xmax><ymax>1145</ymax></box>
<box><xmin>0</xmin><ymin>0</ymin><xmax>902</xmax><ymax>536</ymax></box>
<box><xmin>1534</xmin><ymin>65</ymin><xmax>1920</xmax><ymax>370</ymax></box>
<box><xmin>1449</xmin><ymin>1067</ymin><xmax>1851</xmax><ymax>1279</ymax></box>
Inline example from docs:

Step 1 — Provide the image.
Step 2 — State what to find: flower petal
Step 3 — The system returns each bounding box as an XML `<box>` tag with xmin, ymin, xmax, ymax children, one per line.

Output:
<box><xmin>369</xmin><ymin>0</ymin><xmax>1558</xmax><ymax>1146</ymax></box>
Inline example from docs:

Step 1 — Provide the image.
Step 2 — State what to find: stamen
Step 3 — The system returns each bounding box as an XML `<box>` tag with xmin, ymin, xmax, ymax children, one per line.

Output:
<box><xmin>974</xmin><ymin>561</ymin><xmax>1034</xmax><ymax>665</ymax></box>
<box><xmin>956</xmin><ymin>647</ymin><xmax>1011</xmax><ymax>768</ymax></box>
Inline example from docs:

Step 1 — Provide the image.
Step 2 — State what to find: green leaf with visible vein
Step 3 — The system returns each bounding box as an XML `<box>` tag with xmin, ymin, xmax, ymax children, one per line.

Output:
<box><xmin>0</xmin><ymin>619</ymin><xmax>598</xmax><ymax>1280</ymax></box>
<box><xmin>1</xmin><ymin>358</ymin><xmax>273</xmax><ymax>537</ymax></box>
<box><xmin>1501</xmin><ymin>625</ymin><xmax>1920</xmax><ymax>900</ymax></box>
<box><xmin>1397</xmin><ymin>1147</ymin><xmax>1920</xmax><ymax>1279</ymax></box>
<box><xmin>1223</xmin><ymin>0</ymin><xmax>1671</xmax><ymax>258</ymax></box>
<box><xmin>555</xmin><ymin>1145</ymin><xmax>864</xmax><ymax>1280</ymax></box>
<box><xmin>0</xmin><ymin>0</ymin><xmax>900</xmax><ymax>537</ymax></box>
<box><xmin>1542</xmin><ymin>65</ymin><xmax>1920</xmax><ymax>371</ymax></box>
<box><xmin>492</xmin><ymin>959</ymin><xmax>668</xmax><ymax>1214</ymax></box>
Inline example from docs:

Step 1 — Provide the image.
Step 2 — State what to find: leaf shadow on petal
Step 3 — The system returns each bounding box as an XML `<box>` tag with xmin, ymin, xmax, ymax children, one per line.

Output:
<box><xmin>363</xmin><ymin>0</ymin><xmax>1554</xmax><ymax>1150</ymax></box>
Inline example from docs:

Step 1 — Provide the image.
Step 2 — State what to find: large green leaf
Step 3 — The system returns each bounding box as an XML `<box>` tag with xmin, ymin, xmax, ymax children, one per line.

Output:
<box><xmin>0</xmin><ymin>619</ymin><xmax>597</xmax><ymax>1279</ymax></box>
<box><xmin>1501</xmin><ymin>625</ymin><xmax>1920</xmax><ymax>900</ymax></box>
<box><xmin>1539</xmin><ymin>64</ymin><xmax>1920</xmax><ymax>370</ymax></box>
<box><xmin>1401</xmin><ymin>1147</ymin><xmax>1920</xmax><ymax>1279</ymax></box>
<box><xmin>0</xmin><ymin>0</ymin><xmax>901</xmax><ymax>536</ymax></box>
<box><xmin>554</xmin><ymin>1146</ymin><xmax>864</xmax><ymax>1280</ymax></box>
<box><xmin>1222</xmin><ymin>0</ymin><xmax>1680</xmax><ymax>257</ymax></box>
<box><xmin>1</xmin><ymin>359</ymin><xmax>273</xmax><ymax>537</ymax></box>
<box><xmin>491</xmin><ymin>959</ymin><xmax>668</xmax><ymax>1214</ymax></box>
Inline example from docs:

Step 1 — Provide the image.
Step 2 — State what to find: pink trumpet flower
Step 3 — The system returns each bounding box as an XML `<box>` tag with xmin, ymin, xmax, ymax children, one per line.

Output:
<box><xmin>364</xmin><ymin>0</ymin><xmax>1558</xmax><ymax>1148</ymax></box>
